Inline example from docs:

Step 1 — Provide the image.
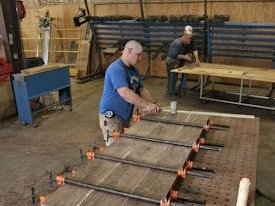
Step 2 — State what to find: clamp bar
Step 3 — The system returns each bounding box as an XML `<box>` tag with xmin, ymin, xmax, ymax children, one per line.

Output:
<box><xmin>55</xmin><ymin>176</ymin><xmax>183</xmax><ymax>206</ymax></box>
<box><xmin>97</xmin><ymin>153</ymin><xmax>176</xmax><ymax>173</ymax></box>
<box><xmin>120</xmin><ymin>133</ymin><xmax>222</xmax><ymax>151</ymax></box>
<box><xmin>192</xmin><ymin>166</ymin><xmax>215</xmax><ymax>174</ymax></box>
<box><xmin>141</xmin><ymin>116</ymin><xmax>228</xmax><ymax>131</ymax></box>
<box><xmin>95</xmin><ymin>153</ymin><xmax>213</xmax><ymax>179</ymax></box>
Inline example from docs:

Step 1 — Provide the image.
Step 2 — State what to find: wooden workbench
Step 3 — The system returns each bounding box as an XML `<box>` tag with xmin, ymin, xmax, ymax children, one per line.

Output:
<box><xmin>45</xmin><ymin>111</ymin><xmax>259</xmax><ymax>206</ymax></box>
<box><xmin>172</xmin><ymin>63</ymin><xmax>275</xmax><ymax>111</ymax></box>
<box><xmin>173</xmin><ymin>63</ymin><xmax>275</xmax><ymax>83</ymax></box>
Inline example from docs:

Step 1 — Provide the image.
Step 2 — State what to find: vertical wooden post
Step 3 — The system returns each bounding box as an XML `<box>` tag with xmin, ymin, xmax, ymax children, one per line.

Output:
<box><xmin>139</xmin><ymin>0</ymin><xmax>144</xmax><ymax>18</ymax></box>
<box><xmin>0</xmin><ymin>0</ymin><xmax>24</xmax><ymax>73</ymax></box>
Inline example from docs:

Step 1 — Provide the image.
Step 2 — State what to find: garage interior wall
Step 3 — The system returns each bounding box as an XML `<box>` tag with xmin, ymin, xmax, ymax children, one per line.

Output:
<box><xmin>1</xmin><ymin>0</ymin><xmax>275</xmax><ymax>119</ymax></box>
<box><xmin>20</xmin><ymin>0</ymin><xmax>275</xmax><ymax>75</ymax></box>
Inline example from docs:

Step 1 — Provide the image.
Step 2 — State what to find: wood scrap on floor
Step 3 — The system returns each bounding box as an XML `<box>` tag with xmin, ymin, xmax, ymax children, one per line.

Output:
<box><xmin>77</xmin><ymin>40</ymin><xmax>91</xmax><ymax>78</ymax></box>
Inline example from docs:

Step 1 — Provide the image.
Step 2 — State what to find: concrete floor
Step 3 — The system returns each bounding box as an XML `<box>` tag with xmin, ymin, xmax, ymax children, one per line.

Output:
<box><xmin>0</xmin><ymin>77</ymin><xmax>274</xmax><ymax>206</ymax></box>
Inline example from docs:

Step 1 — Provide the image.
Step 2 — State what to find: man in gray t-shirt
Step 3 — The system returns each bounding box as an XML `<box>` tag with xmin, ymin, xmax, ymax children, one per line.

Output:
<box><xmin>166</xmin><ymin>25</ymin><xmax>200</xmax><ymax>96</ymax></box>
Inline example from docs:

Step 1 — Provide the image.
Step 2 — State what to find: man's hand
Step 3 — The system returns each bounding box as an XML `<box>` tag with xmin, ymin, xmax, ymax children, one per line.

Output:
<box><xmin>195</xmin><ymin>58</ymin><xmax>200</xmax><ymax>66</ymax></box>
<box><xmin>178</xmin><ymin>54</ymin><xmax>192</xmax><ymax>62</ymax></box>
<box><xmin>143</xmin><ymin>103</ymin><xmax>160</xmax><ymax>114</ymax></box>
<box><xmin>183</xmin><ymin>54</ymin><xmax>192</xmax><ymax>62</ymax></box>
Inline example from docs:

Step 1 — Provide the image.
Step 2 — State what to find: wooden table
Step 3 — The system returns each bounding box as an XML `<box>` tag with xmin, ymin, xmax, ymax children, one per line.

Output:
<box><xmin>44</xmin><ymin>111</ymin><xmax>259</xmax><ymax>206</ymax></box>
<box><xmin>172</xmin><ymin>63</ymin><xmax>275</xmax><ymax>111</ymax></box>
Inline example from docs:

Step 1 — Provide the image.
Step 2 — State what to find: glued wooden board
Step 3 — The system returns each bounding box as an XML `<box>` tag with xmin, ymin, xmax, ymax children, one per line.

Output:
<box><xmin>46</xmin><ymin>113</ymin><xmax>208</xmax><ymax>205</ymax></box>
<box><xmin>105</xmin><ymin>139</ymin><xmax>191</xmax><ymax>169</ymax></box>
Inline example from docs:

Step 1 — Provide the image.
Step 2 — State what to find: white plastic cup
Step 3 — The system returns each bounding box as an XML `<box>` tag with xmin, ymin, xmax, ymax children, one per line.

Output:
<box><xmin>170</xmin><ymin>101</ymin><xmax>177</xmax><ymax>114</ymax></box>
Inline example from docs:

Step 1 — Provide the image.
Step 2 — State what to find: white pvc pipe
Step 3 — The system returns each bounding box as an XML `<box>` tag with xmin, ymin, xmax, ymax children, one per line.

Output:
<box><xmin>236</xmin><ymin>177</ymin><xmax>251</xmax><ymax>206</ymax></box>
<box><xmin>161</xmin><ymin>109</ymin><xmax>255</xmax><ymax>119</ymax></box>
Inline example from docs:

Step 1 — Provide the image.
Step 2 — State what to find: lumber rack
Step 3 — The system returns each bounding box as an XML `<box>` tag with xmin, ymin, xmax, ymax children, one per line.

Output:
<box><xmin>75</xmin><ymin>16</ymin><xmax>206</xmax><ymax>78</ymax></box>
<box><xmin>75</xmin><ymin>17</ymin><xmax>275</xmax><ymax>79</ymax></box>
<box><xmin>208</xmin><ymin>22</ymin><xmax>275</xmax><ymax>69</ymax></box>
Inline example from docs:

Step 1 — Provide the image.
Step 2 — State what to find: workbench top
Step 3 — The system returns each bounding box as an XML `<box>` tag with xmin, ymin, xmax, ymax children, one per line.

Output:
<box><xmin>172</xmin><ymin>63</ymin><xmax>275</xmax><ymax>83</ymax></box>
<box><xmin>20</xmin><ymin>63</ymin><xmax>69</xmax><ymax>76</ymax></box>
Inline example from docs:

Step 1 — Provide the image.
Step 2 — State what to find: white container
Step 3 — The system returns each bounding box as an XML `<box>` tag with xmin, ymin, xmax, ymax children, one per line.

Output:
<box><xmin>170</xmin><ymin>101</ymin><xmax>177</xmax><ymax>114</ymax></box>
<box><xmin>42</xmin><ymin>93</ymin><xmax>54</xmax><ymax>106</ymax></box>
<box><xmin>236</xmin><ymin>177</ymin><xmax>251</xmax><ymax>206</ymax></box>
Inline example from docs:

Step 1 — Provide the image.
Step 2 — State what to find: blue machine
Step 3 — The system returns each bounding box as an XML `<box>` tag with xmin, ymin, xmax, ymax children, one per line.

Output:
<box><xmin>12</xmin><ymin>65</ymin><xmax>72</xmax><ymax>127</ymax></box>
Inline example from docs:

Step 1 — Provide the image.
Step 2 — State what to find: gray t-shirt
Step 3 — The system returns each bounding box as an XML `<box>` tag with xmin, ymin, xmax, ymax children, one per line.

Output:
<box><xmin>167</xmin><ymin>38</ymin><xmax>197</xmax><ymax>61</ymax></box>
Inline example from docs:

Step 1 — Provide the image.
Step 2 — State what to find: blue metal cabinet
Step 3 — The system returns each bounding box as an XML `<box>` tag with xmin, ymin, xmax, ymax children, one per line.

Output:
<box><xmin>12</xmin><ymin>65</ymin><xmax>72</xmax><ymax>126</ymax></box>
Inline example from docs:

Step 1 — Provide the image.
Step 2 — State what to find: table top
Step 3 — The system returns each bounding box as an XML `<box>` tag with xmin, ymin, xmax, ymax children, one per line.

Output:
<box><xmin>20</xmin><ymin>63</ymin><xmax>69</xmax><ymax>76</ymax></box>
<box><xmin>172</xmin><ymin>63</ymin><xmax>275</xmax><ymax>83</ymax></box>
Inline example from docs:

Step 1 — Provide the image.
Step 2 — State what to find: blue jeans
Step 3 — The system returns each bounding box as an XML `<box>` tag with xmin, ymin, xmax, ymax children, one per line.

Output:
<box><xmin>179</xmin><ymin>73</ymin><xmax>188</xmax><ymax>93</ymax></box>
<box><xmin>166</xmin><ymin>57</ymin><xmax>187</xmax><ymax>96</ymax></box>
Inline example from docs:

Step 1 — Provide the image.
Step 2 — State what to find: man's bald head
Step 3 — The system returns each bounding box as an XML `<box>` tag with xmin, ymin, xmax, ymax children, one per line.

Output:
<box><xmin>121</xmin><ymin>40</ymin><xmax>143</xmax><ymax>67</ymax></box>
<box><xmin>123</xmin><ymin>40</ymin><xmax>143</xmax><ymax>54</ymax></box>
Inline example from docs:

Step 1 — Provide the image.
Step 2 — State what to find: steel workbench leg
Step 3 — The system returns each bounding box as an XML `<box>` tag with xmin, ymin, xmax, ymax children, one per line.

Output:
<box><xmin>200</xmin><ymin>75</ymin><xmax>204</xmax><ymax>99</ymax></box>
<box><xmin>239</xmin><ymin>79</ymin><xmax>244</xmax><ymax>103</ymax></box>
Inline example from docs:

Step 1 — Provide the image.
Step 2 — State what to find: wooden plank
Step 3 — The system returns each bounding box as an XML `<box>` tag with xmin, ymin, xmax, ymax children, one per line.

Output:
<box><xmin>105</xmin><ymin>138</ymin><xmax>169</xmax><ymax>165</ymax></box>
<box><xmin>172</xmin><ymin>63</ymin><xmax>275</xmax><ymax>83</ymax></box>
<box><xmin>105</xmin><ymin>139</ymin><xmax>191</xmax><ymax>169</ymax></box>
<box><xmin>129</xmin><ymin>112</ymin><xmax>209</xmax><ymax>144</ymax></box>
<box><xmin>103</xmin><ymin>47</ymin><xmax>119</xmax><ymax>54</ymax></box>
<box><xmin>72</xmin><ymin>159</ymin><xmax>119</xmax><ymax>184</ymax></box>
<box><xmin>80</xmin><ymin>165</ymin><xmax>175</xmax><ymax>201</ymax></box>
<box><xmin>98</xmin><ymin>164</ymin><xmax>150</xmax><ymax>193</ymax></box>
<box><xmin>144</xmin><ymin>112</ymin><xmax>209</xmax><ymax>125</ymax></box>
<box><xmin>77</xmin><ymin>40</ymin><xmax>91</xmax><ymax>78</ymax></box>
<box><xmin>46</xmin><ymin>186</ymin><xmax>92</xmax><ymax>206</ymax></box>
<box><xmin>20</xmin><ymin>63</ymin><xmax>68</xmax><ymax>75</ymax></box>
<box><xmin>155</xmin><ymin>145</ymin><xmax>191</xmax><ymax>169</ymax></box>
<box><xmin>124</xmin><ymin>198</ymin><xmax>156</xmax><ymax>206</ymax></box>
<box><xmin>77</xmin><ymin>191</ymin><xmax>128</xmax><ymax>206</ymax></box>
<box><xmin>133</xmin><ymin>170</ymin><xmax>176</xmax><ymax>200</ymax></box>
<box><xmin>46</xmin><ymin>159</ymin><xmax>122</xmax><ymax>205</ymax></box>
<box><xmin>0</xmin><ymin>35</ymin><xmax>6</xmax><ymax>59</ymax></box>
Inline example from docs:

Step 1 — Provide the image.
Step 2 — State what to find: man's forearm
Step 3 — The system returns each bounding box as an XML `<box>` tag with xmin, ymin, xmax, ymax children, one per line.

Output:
<box><xmin>117</xmin><ymin>87</ymin><xmax>150</xmax><ymax>108</ymax></box>
<box><xmin>140</xmin><ymin>87</ymin><xmax>157</xmax><ymax>103</ymax></box>
<box><xmin>193</xmin><ymin>50</ymin><xmax>199</xmax><ymax>61</ymax></box>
